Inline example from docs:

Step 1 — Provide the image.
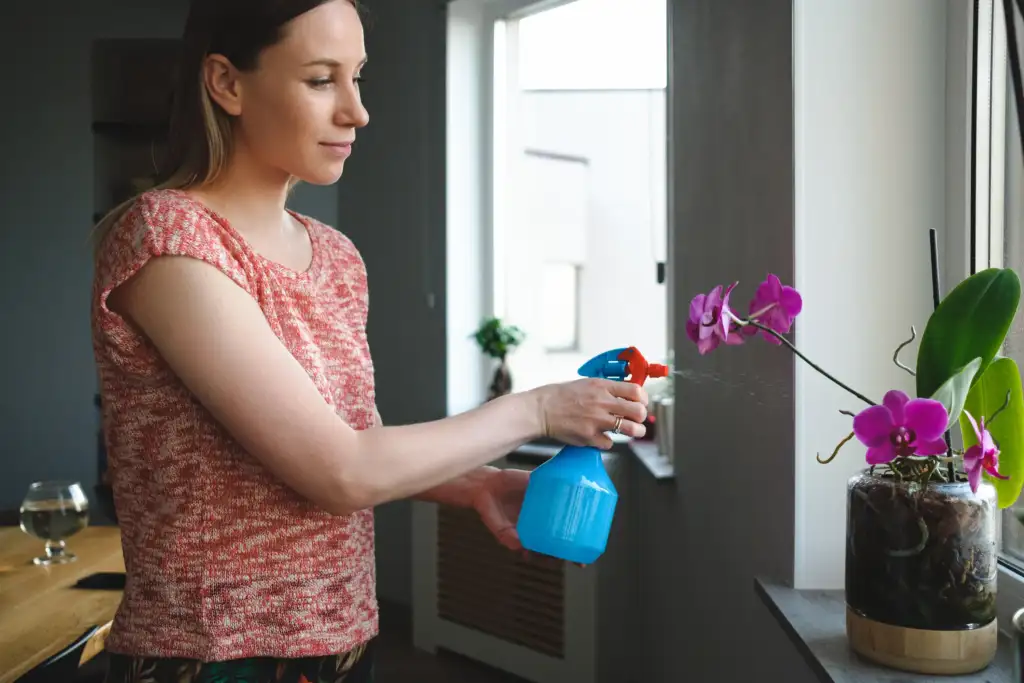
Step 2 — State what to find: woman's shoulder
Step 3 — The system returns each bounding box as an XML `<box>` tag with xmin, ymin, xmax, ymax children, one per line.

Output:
<box><xmin>135</xmin><ymin>188</ymin><xmax>225</xmax><ymax>240</ymax></box>
<box><xmin>100</xmin><ymin>188</ymin><xmax>226</xmax><ymax>258</ymax></box>
<box><xmin>297</xmin><ymin>213</ymin><xmax>367</xmax><ymax>271</ymax></box>
<box><xmin>94</xmin><ymin>188</ymin><xmax>252</xmax><ymax>297</ymax></box>
<box><xmin>298</xmin><ymin>212</ymin><xmax>357</xmax><ymax>248</ymax></box>
<box><xmin>137</xmin><ymin>186</ymin><xmax>206</xmax><ymax>212</ymax></box>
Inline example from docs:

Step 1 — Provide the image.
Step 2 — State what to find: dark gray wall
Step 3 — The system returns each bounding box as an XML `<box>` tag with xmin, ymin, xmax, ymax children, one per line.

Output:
<box><xmin>648</xmin><ymin>0</ymin><xmax>814</xmax><ymax>680</ymax></box>
<box><xmin>336</xmin><ymin>1</ymin><xmax>449</xmax><ymax>608</ymax></box>
<box><xmin>0</xmin><ymin>2</ymin><xmax>190</xmax><ymax>513</ymax></box>
<box><xmin>0</xmin><ymin>0</ymin><xmax>439</xmax><ymax>608</ymax></box>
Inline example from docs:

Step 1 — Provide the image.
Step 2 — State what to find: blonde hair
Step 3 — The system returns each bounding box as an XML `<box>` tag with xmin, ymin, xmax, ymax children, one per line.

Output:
<box><xmin>91</xmin><ymin>78</ymin><xmax>230</xmax><ymax>254</ymax></box>
<box><xmin>91</xmin><ymin>0</ymin><xmax>359</xmax><ymax>255</ymax></box>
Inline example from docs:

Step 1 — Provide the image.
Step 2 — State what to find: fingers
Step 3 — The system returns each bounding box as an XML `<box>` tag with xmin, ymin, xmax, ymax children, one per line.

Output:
<box><xmin>603</xmin><ymin>379</ymin><xmax>649</xmax><ymax>406</ymax></box>
<box><xmin>476</xmin><ymin>496</ymin><xmax>522</xmax><ymax>551</ymax></box>
<box><xmin>610</xmin><ymin>396</ymin><xmax>648</xmax><ymax>425</ymax></box>
<box><xmin>491</xmin><ymin>522</ymin><xmax>522</xmax><ymax>551</ymax></box>
<box><xmin>541</xmin><ymin>377</ymin><xmax>651</xmax><ymax>448</ymax></box>
<box><xmin>597</xmin><ymin>380</ymin><xmax>648</xmax><ymax>441</ymax></box>
<box><xmin>499</xmin><ymin>468</ymin><xmax>531</xmax><ymax>493</ymax></box>
<box><xmin>497</xmin><ymin>527</ymin><xmax>522</xmax><ymax>551</ymax></box>
<box><xmin>608</xmin><ymin>416</ymin><xmax>646</xmax><ymax>439</ymax></box>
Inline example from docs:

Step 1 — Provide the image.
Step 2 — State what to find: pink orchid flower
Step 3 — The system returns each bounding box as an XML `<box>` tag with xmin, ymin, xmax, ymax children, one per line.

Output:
<box><xmin>686</xmin><ymin>282</ymin><xmax>743</xmax><ymax>355</ymax></box>
<box><xmin>852</xmin><ymin>390</ymin><xmax>949</xmax><ymax>465</ymax></box>
<box><xmin>744</xmin><ymin>273</ymin><xmax>803</xmax><ymax>343</ymax></box>
<box><xmin>962</xmin><ymin>409</ymin><xmax>1008</xmax><ymax>494</ymax></box>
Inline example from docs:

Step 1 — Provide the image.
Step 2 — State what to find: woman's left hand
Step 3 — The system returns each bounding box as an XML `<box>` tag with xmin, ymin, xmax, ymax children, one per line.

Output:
<box><xmin>471</xmin><ymin>467</ymin><xmax>530</xmax><ymax>551</ymax></box>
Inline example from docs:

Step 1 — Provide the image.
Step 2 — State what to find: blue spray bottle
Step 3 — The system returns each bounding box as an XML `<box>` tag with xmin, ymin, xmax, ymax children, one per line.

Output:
<box><xmin>515</xmin><ymin>346</ymin><xmax>668</xmax><ymax>564</ymax></box>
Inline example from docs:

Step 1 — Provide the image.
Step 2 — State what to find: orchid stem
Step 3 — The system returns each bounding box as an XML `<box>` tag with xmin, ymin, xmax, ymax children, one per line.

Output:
<box><xmin>988</xmin><ymin>390</ymin><xmax>1013</xmax><ymax>425</ymax></box>
<box><xmin>818</xmin><ymin>431</ymin><xmax>855</xmax><ymax>464</ymax></box>
<box><xmin>735</xmin><ymin>317</ymin><xmax>877</xmax><ymax>406</ymax></box>
<box><xmin>893</xmin><ymin>326</ymin><xmax>917</xmax><ymax>377</ymax></box>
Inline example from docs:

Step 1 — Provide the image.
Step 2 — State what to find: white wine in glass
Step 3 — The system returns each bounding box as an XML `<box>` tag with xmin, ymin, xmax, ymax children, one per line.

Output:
<box><xmin>19</xmin><ymin>481</ymin><xmax>89</xmax><ymax>565</ymax></box>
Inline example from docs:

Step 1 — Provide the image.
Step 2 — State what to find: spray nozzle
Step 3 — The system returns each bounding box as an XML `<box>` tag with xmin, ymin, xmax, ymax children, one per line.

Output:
<box><xmin>577</xmin><ymin>346</ymin><xmax>669</xmax><ymax>386</ymax></box>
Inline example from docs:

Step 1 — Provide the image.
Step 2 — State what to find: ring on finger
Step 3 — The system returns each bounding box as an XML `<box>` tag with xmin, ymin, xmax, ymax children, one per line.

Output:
<box><xmin>612</xmin><ymin>415</ymin><xmax>623</xmax><ymax>434</ymax></box>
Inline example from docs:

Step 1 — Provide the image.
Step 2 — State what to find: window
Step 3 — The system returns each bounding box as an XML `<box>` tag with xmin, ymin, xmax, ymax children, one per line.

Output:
<box><xmin>493</xmin><ymin>0</ymin><xmax>669</xmax><ymax>392</ymax></box>
<box><xmin>976</xmin><ymin>0</ymin><xmax>1024</xmax><ymax>605</ymax></box>
<box><xmin>540</xmin><ymin>262</ymin><xmax>581</xmax><ymax>351</ymax></box>
<box><xmin>500</xmin><ymin>152</ymin><xmax>589</xmax><ymax>385</ymax></box>
<box><xmin>517</xmin><ymin>0</ymin><xmax>667</xmax><ymax>91</ymax></box>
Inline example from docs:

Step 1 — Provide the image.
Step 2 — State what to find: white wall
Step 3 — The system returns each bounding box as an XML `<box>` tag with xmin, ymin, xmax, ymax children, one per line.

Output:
<box><xmin>792</xmin><ymin>0</ymin><xmax>952</xmax><ymax>590</ymax></box>
<box><xmin>505</xmin><ymin>90</ymin><xmax>669</xmax><ymax>390</ymax></box>
<box><xmin>447</xmin><ymin>0</ymin><xmax>490</xmax><ymax>415</ymax></box>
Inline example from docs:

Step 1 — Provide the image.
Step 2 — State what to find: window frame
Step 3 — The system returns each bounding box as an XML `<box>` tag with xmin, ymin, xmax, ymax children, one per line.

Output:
<box><xmin>974</xmin><ymin>0</ymin><xmax>1024</xmax><ymax>634</ymax></box>
<box><xmin>490</xmin><ymin>0</ymin><xmax>671</xmax><ymax>387</ymax></box>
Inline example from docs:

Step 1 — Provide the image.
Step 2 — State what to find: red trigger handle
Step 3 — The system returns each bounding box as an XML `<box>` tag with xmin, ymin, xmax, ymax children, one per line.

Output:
<box><xmin>617</xmin><ymin>346</ymin><xmax>670</xmax><ymax>386</ymax></box>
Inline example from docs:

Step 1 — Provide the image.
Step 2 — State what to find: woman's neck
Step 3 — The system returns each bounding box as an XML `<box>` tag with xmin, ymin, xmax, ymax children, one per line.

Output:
<box><xmin>188</xmin><ymin>141</ymin><xmax>296</xmax><ymax>237</ymax></box>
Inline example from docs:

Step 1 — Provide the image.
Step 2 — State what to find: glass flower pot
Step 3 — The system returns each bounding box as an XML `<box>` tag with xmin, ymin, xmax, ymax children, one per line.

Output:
<box><xmin>846</xmin><ymin>469</ymin><xmax>998</xmax><ymax>629</ymax></box>
<box><xmin>844</xmin><ymin>468</ymin><xmax>999</xmax><ymax>674</ymax></box>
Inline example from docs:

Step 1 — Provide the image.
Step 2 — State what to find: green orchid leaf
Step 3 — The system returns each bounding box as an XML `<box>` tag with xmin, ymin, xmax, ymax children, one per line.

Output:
<box><xmin>931</xmin><ymin>357</ymin><xmax>982</xmax><ymax>430</ymax></box>
<box><xmin>960</xmin><ymin>356</ymin><xmax>1024</xmax><ymax>508</ymax></box>
<box><xmin>916</xmin><ymin>268</ymin><xmax>1021</xmax><ymax>400</ymax></box>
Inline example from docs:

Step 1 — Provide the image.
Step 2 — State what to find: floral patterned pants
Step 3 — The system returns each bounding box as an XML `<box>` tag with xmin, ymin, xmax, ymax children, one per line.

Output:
<box><xmin>103</xmin><ymin>638</ymin><xmax>375</xmax><ymax>683</ymax></box>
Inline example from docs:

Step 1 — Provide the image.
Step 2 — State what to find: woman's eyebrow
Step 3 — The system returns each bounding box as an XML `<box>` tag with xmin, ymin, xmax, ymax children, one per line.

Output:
<box><xmin>301</xmin><ymin>57</ymin><xmax>369</xmax><ymax>68</ymax></box>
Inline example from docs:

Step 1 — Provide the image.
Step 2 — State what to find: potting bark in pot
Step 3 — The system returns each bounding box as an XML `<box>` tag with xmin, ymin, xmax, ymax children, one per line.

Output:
<box><xmin>845</xmin><ymin>469</ymin><xmax>997</xmax><ymax>632</ymax></box>
<box><xmin>683</xmin><ymin>260</ymin><xmax>1024</xmax><ymax>675</ymax></box>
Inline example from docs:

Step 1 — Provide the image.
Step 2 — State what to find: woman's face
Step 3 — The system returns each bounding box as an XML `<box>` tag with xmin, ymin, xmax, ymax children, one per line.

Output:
<box><xmin>207</xmin><ymin>0</ymin><xmax>370</xmax><ymax>185</ymax></box>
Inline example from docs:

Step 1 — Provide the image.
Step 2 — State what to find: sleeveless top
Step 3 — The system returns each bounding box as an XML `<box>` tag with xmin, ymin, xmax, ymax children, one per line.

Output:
<box><xmin>90</xmin><ymin>189</ymin><xmax>379</xmax><ymax>661</ymax></box>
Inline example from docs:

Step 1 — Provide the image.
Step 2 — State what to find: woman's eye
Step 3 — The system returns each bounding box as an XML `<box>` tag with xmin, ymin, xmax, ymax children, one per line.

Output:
<box><xmin>307</xmin><ymin>77</ymin><xmax>334</xmax><ymax>90</ymax></box>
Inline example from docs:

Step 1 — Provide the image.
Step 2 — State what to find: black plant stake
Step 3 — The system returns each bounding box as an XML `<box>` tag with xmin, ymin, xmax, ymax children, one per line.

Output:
<box><xmin>929</xmin><ymin>229</ymin><xmax>956</xmax><ymax>480</ymax></box>
<box><xmin>1006</xmin><ymin>0</ymin><xmax>1024</xmax><ymax>163</ymax></box>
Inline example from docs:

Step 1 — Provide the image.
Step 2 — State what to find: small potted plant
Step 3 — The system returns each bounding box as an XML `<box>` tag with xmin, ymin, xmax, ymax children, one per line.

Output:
<box><xmin>472</xmin><ymin>317</ymin><xmax>526</xmax><ymax>401</ymax></box>
<box><xmin>684</xmin><ymin>245</ymin><xmax>1022</xmax><ymax>675</ymax></box>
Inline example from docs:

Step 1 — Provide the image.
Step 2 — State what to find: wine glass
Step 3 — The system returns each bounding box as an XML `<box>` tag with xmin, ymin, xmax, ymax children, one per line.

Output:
<box><xmin>19</xmin><ymin>481</ymin><xmax>90</xmax><ymax>565</ymax></box>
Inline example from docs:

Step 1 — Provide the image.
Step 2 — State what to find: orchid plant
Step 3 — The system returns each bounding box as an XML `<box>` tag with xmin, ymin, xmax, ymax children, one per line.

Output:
<box><xmin>686</xmin><ymin>266</ymin><xmax>1024</xmax><ymax>507</ymax></box>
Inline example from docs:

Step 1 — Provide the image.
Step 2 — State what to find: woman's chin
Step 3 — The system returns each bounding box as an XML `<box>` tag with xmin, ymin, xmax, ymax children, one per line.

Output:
<box><xmin>296</xmin><ymin>162</ymin><xmax>347</xmax><ymax>186</ymax></box>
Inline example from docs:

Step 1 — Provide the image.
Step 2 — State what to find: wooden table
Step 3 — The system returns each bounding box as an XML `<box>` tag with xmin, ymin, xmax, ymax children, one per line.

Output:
<box><xmin>0</xmin><ymin>526</ymin><xmax>124</xmax><ymax>683</ymax></box>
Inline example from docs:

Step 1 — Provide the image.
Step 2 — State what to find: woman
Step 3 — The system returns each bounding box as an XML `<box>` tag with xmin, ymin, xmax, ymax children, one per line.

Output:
<box><xmin>91</xmin><ymin>1</ymin><xmax>648</xmax><ymax>681</ymax></box>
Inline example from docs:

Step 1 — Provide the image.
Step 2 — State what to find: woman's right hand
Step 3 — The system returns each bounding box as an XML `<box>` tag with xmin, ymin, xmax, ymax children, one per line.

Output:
<box><xmin>531</xmin><ymin>378</ymin><xmax>649</xmax><ymax>450</ymax></box>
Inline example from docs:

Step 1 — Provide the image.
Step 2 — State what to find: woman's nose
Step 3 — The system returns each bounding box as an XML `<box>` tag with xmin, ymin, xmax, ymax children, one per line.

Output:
<box><xmin>337</xmin><ymin>88</ymin><xmax>370</xmax><ymax>129</ymax></box>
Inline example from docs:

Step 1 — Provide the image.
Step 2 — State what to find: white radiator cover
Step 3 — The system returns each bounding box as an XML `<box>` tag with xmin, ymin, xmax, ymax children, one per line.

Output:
<box><xmin>411</xmin><ymin>449</ymin><xmax>635</xmax><ymax>683</ymax></box>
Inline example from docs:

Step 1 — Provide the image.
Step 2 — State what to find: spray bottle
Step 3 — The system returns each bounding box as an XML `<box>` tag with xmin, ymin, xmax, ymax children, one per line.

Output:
<box><xmin>515</xmin><ymin>347</ymin><xmax>669</xmax><ymax>564</ymax></box>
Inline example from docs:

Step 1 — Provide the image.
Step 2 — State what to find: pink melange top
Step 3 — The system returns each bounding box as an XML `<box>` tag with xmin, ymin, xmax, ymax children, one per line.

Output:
<box><xmin>90</xmin><ymin>188</ymin><xmax>379</xmax><ymax>661</ymax></box>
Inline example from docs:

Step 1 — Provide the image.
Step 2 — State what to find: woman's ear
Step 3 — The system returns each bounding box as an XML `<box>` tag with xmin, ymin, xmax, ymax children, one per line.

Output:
<box><xmin>202</xmin><ymin>54</ymin><xmax>244</xmax><ymax>116</ymax></box>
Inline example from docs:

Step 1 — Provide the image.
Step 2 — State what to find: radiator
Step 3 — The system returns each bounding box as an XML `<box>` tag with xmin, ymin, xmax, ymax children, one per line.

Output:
<box><xmin>411</xmin><ymin>449</ymin><xmax>633</xmax><ymax>683</ymax></box>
